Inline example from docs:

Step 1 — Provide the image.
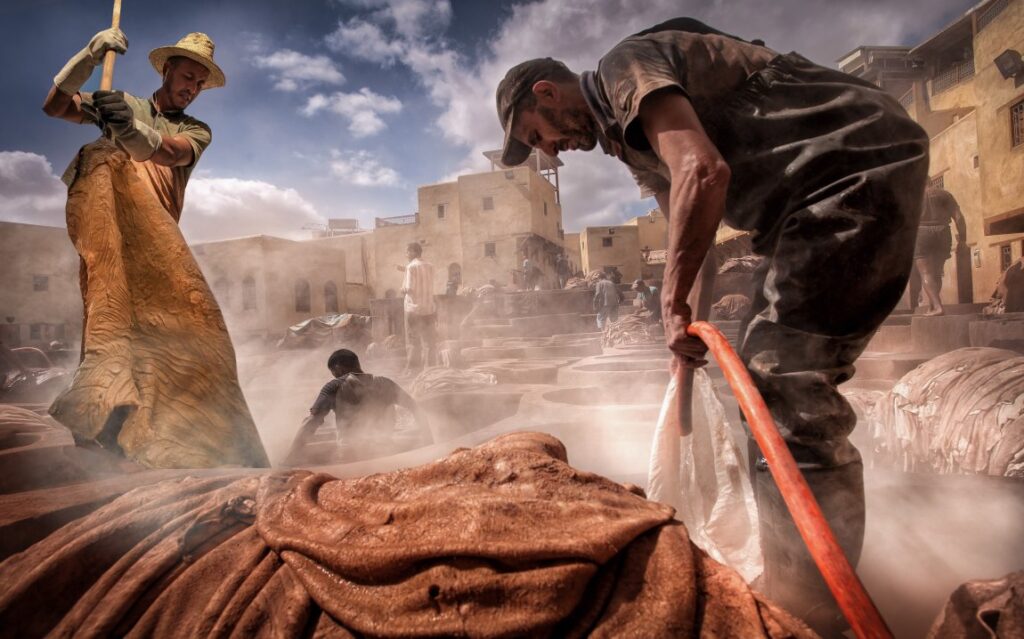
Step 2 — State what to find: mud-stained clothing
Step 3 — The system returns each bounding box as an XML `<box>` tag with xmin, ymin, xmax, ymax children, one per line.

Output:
<box><xmin>914</xmin><ymin>187</ymin><xmax>960</xmax><ymax>259</ymax></box>
<box><xmin>62</xmin><ymin>91</ymin><xmax>212</xmax><ymax>220</ymax></box>
<box><xmin>311</xmin><ymin>373</ymin><xmax>403</xmax><ymax>436</ymax></box>
<box><xmin>914</xmin><ymin>224</ymin><xmax>953</xmax><ymax>260</ymax></box>
<box><xmin>919</xmin><ymin>185</ymin><xmax>961</xmax><ymax>226</ymax></box>
<box><xmin>580</xmin><ymin>18</ymin><xmax>930</xmax><ymax>621</ymax></box>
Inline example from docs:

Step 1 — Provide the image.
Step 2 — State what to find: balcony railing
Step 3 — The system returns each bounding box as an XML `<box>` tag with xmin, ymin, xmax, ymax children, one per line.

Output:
<box><xmin>931</xmin><ymin>58</ymin><xmax>975</xmax><ymax>95</ymax></box>
<box><xmin>977</xmin><ymin>0</ymin><xmax>1008</xmax><ymax>32</ymax></box>
<box><xmin>375</xmin><ymin>213</ymin><xmax>418</xmax><ymax>228</ymax></box>
<box><xmin>898</xmin><ymin>89</ymin><xmax>914</xmax><ymax>108</ymax></box>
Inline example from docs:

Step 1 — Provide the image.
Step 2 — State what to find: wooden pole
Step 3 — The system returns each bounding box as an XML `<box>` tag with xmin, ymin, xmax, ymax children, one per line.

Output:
<box><xmin>99</xmin><ymin>0</ymin><xmax>122</xmax><ymax>91</ymax></box>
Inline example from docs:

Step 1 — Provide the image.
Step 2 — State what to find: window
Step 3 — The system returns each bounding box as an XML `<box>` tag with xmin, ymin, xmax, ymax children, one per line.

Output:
<box><xmin>929</xmin><ymin>174</ymin><xmax>944</xmax><ymax>190</ymax></box>
<box><xmin>1001</xmin><ymin>244</ymin><xmax>1013</xmax><ymax>272</ymax></box>
<box><xmin>295</xmin><ymin>279</ymin><xmax>311</xmax><ymax>313</ymax></box>
<box><xmin>437</xmin><ymin>203</ymin><xmax>446</xmax><ymax>219</ymax></box>
<box><xmin>32</xmin><ymin>275</ymin><xmax>48</xmax><ymax>292</ymax></box>
<box><xmin>483</xmin><ymin>196</ymin><xmax>494</xmax><ymax>211</ymax></box>
<box><xmin>602</xmin><ymin>237</ymin><xmax>613</xmax><ymax>247</ymax></box>
<box><xmin>30</xmin><ymin>323</ymin><xmax>42</xmax><ymax>340</ymax></box>
<box><xmin>213</xmin><ymin>278</ymin><xmax>230</xmax><ymax>307</ymax></box>
<box><xmin>1012</xmin><ymin>99</ymin><xmax>1024</xmax><ymax>148</ymax></box>
<box><xmin>55</xmin><ymin>323</ymin><xmax>66</xmax><ymax>340</ymax></box>
<box><xmin>242</xmin><ymin>276</ymin><xmax>257</xmax><ymax>311</ymax></box>
<box><xmin>324</xmin><ymin>281</ymin><xmax>339</xmax><ymax>314</ymax></box>
<box><xmin>543</xmin><ymin>201</ymin><xmax>548</xmax><ymax>216</ymax></box>
<box><xmin>484</xmin><ymin>242</ymin><xmax>496</xmax><ymax>257</ymax></box>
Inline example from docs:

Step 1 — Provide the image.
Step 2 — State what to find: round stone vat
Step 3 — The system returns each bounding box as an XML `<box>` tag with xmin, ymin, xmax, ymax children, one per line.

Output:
<box><xmin>0</xmin><ymin>431</ymin><xmax>42</xmax><ymax>451</ymax></box>
<box><xmin>472</xmin><ymin>360</ymin><xmax>566</xmax><ymax>384</ymax></box>
<box><xmin>558</xmin><ymin>358</ymin><xmax>670</xmax><ymax>387</ymax></box>
<box><xmin>520</xmin><ymin>386</ymin><xmax>664</xmax><ymax>424</ymax></box>
<box><xmin>418</xmin><ymin>389</ymin><xmax>525</xmax><ymax>443</ymax></box>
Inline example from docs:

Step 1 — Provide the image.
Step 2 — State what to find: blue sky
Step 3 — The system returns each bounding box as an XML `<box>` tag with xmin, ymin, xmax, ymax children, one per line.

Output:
<box><xmin>0</xmin><ymin>0</ymin><xmax>970</xmax><ymax>242</ymax></box>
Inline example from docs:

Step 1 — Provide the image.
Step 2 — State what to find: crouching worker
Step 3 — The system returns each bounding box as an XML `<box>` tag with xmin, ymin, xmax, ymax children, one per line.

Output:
<box><xmin>285</xmin><ymin>349</ymin><xmax>430</xmax><ymax>466</ymax></box>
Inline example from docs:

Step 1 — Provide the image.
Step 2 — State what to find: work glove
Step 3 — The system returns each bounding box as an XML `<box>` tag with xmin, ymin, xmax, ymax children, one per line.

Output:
<box><xmin>53</xmin><ymin>28</ymin><xmax>128</xmax><ymax>96</ymax></box>
<box><xmin>93</xmin><ymin>90</ymin><xmax>162</xmax><ymax>162</ymax></box>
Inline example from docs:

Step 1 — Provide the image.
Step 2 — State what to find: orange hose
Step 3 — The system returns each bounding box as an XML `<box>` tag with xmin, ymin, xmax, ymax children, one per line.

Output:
<box><xmin>685</xmin><ymin>320</ymin><xmax>893</xmax><ymax>639</ymax></box>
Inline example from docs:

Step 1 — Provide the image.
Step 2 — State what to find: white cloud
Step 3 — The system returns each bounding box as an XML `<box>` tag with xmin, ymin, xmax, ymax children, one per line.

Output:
<box><xmin>0</xmin><ymin>151</ymin><xmax>67</xmax><ymax>227</ymax></box>
<box><xmin>333</xmin><ymin>0</ymin><xmax>451</xmax><ymax>38</ymax></box>
<box><xmin>251</xmin><ymin>49</ymin><xmax>346</xmax><ymax>92</ymax></box>
<box><xmin>181</xmin><ymin>177</ymin><xmax>325</xmax><ymax>242</ymax></box>
<box><xmin>329</xmin><ymin>150</ymin><xmax>402</xmax><ymax>187</ymax></box>
<box><xmin>325</xmin><ymin>19</ymin><xmax>405</xmax><ymax>65</ymax></box>
<box><xmin>302</xmin><ymin>88</ymin><xmax>403</xmax><ymax>137</ymax></box>
<box><xmin>329</xmin><ymin>0</ymin><xmax>968</xmax><ymax>229</ymax></box>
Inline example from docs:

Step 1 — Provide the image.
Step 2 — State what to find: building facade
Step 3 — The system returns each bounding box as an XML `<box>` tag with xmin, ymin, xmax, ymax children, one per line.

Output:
<box><xmin>573</xmin><ymin>209</ymin><xmax>666</xmax><ymax>283</ymax></box>
<box><xmin>366</xmin><ymin>150</ymin><xmax>565</xmax><ymax>296</ymax></box>
<box><xmin>580</xmin><ymin>225</ymin><xmax>642</xmax><ymax>282</ymax></box>
<box><xmin>0</xmin><ymin>221</ymin><xmax>82</xmax><ymax>349</ymax></box>
<box><xmin>192</xmin><ymin>236</ymin><xmax>347</xmax><ymax>342</ymax></box>
<box><xmin>839</xmin><ymin>0</ymin><xmax>1024</xmax><ymax>303</ymax></box>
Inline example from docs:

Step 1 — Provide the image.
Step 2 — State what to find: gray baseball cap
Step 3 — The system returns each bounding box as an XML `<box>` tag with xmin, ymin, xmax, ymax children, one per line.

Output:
<box><xmin>496</xmin><ymin>58</ymin><xmax>572</xmax><ymax>166</ymax></box>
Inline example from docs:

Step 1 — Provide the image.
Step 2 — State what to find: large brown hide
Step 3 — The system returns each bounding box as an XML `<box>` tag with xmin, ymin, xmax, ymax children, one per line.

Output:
<box><xmin>48</xmin><ymin>141</ymin><xmax>269</xmax><ymax>469</ymax></box>
<box><xmin>0</xmin><ymin>410</ymin><xmax>817</xmax><ymax>638</ymax></box>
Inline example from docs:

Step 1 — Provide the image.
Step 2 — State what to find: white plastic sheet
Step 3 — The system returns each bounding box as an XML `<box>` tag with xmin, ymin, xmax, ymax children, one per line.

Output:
<box><xmin>647</xmin><ymin>368</ymin><xmax>763</xmax><ymax>582</ymax></box>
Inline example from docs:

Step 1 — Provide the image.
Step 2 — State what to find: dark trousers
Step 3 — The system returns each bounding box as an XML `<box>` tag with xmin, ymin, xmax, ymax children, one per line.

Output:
<box><xmin>405</xmin><ymin>313</ymin><xmax>437</xmax><ymax>370</ymax></box>
<box><xmin>740</xmin><ymin>154</ymin><xmax>927</xmax><ymax>620</ymax></box>
<box><xmin>710</xmin><ymin>52</ymin><xmax>930</xmax><ymax>623</ymax></box>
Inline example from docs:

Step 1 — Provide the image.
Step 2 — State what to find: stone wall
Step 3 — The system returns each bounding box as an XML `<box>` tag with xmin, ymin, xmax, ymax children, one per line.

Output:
<box><xmin>0</xmin><ymin>221</ymin><xmax>82</xmax><ymax>349</ymax></box>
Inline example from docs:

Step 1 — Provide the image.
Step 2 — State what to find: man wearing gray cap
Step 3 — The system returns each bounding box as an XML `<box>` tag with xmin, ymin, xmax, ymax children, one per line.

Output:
<box><xmin>496</xmin><ymin>17</ymin><xmax>928</xmax><ymax>633</ymax></box>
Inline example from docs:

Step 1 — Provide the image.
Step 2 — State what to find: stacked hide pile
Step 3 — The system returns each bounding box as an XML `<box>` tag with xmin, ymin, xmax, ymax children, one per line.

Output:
<box><xmin>860</xmin><ymin>347</ymin><xmax>1024</xmax><ymax>477</ymax></box>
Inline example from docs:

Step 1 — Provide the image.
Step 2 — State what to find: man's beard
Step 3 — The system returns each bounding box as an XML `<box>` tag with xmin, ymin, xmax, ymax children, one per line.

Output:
<box><xmin>538</xmin><ymin>105</ymin><xmax>597</xmax><ymax>152</ymax></box>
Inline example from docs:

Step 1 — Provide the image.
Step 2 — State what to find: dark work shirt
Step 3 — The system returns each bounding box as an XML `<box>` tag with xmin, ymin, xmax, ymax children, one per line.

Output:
<box><xmin>579</xmin><ymin>18</ymin><xmax>927</xmax><ymax>238</ymax></box>
<box><xmin>580</xmin><ymin>21</ymin><xmax>775</xmax><ymax>199</ymax></box>
<box><xmin>920</xmin><ymin>187</ymin><xmax>961</xmax><ymax>227</ymax></box>
<box><xmin>311</xmin><ymin>373</ymin><xmax>403</xmax><ymax>432</ymax></box>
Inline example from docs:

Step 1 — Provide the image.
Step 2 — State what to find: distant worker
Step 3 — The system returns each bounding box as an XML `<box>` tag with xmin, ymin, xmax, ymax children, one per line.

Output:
<box><xmin>555</xmin><ymin>252</ymin><xmax>570</xmax><ymax>289</ymax></box>
<box><xmin>632</xmin><ymin>278</ymin><xmax>661</xmax><ymax>322</ymax></box>
<box><xmin>285</xmin><ymin>349</ymin><xmax>429</xmax><ymax>465</ymax></box>
<box><xmin>593</xmin><ymin>271</ymin><xmax>621</xmax><ymax>329</ymax></box>
<box><xmin>912</xmin><ymin>185</ymin><xmax>967</xmax><ymax>316</ymax></box>
<box><xmin>401</xmin><ymin>242</ymin><xmax>437</xmax><ymax>373</ymax></box>
<box><xmin>522</xmin><ymin>253</ymin><xmax>540</xmax><ymax>290</ymax></box>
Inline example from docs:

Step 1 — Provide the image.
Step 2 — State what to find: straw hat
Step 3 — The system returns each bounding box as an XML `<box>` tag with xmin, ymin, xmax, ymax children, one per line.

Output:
<box><xmin>148</xmin><ymin>32</ymin><xmax>225</xmax><ymax>89</ymax></box>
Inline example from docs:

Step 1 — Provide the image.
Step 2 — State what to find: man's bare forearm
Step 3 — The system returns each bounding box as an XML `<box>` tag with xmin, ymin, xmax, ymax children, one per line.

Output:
<box><xmin>42</xmin><ymin>85</ymin><xmax>86</xmax><ymax>123</ymax></box>
<box><xmin>660</xmin><ymin>163</ymin><xmax>728</xmax><ymax>321</ymax></box>
<box><xmin>149</xmin><ymin>135</ymin><xmax>195</xmax><ymax>167</ymax></box>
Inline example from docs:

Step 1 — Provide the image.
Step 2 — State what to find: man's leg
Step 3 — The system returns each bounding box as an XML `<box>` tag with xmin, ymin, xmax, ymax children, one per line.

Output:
<box><xmin>742</xmin><ymin>160</ymin><xmax>924</xmax><ymax>630</ymax></box>
<box><xmin>908</xmin><ymin>266</ymin><xmax>922</xmax><ymax>312</ymax></box>
<box><xmin>405</xmin><ymin>314</ymin><xmax>422</xmax><ymax>372</ymax></box>
<box><xmin>917</xmin><ymin>256</ymin><xmax>944</xmax><ymax>316</ymax></box>
<box><xmin>423</xmin><ymin>314</ymin><xmax>438</xmax><ymax>368</ymax></box>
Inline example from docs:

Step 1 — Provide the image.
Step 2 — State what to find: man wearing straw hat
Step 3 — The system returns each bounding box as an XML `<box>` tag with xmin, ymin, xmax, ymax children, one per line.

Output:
<box><xmin>38</xmin><ymin>29</ymin><xmax>270</xmax><ymax>469</ymax></box>
<box><xmin>43</xmin><ymin>29</ymin><xmax>225</xmax><ymax>219</ymax></box>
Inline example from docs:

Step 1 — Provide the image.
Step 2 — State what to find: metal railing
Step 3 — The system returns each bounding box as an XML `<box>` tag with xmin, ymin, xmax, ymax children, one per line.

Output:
<box><xmin>977</xmin><ymin>0</ymin><xmax>1008</xmax><ymax>32</ymax></box>
<box><xmin>931</xmin><ymin>58</ymin><xmax>974</xmax><ymax>95</ymax></box>
<box><xmin>374</xmin><ymin>213</ymin><xmax>418</xmax><ymax>228</ymax></box>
